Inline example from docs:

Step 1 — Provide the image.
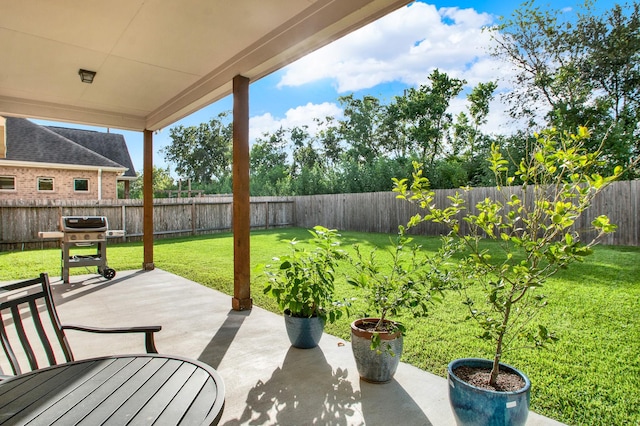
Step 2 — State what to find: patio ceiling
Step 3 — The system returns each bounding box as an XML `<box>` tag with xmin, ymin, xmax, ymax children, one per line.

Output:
<box><xmin>0</xmin><ymin>0</ymin><xmax>410</xmax><ymax>132</ymax></box>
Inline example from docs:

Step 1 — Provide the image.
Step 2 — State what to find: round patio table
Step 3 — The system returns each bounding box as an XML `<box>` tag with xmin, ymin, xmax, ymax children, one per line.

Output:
<box><xmin>0</xmin><ymin>354</ymin><xmax>225</xmax><ymax>425</ymax></box>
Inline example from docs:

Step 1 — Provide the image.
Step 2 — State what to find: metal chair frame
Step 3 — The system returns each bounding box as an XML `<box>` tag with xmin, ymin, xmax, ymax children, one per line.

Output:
<box><xmin>0</xmin><ymin>273</ymin><xmax>161</xmax><ymax>376</ymax></box>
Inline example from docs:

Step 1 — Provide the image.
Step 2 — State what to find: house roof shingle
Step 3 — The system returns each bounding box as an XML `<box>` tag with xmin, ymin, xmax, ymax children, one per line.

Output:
<box><xmin>2</xmin><ymin>117</ymin><xmax>135</xmax><ymax>178</ymax></box>
<box><xmin>47</xmin><ymin>126</ymin><xmax>136</xmax><ymax>178</ymax></box>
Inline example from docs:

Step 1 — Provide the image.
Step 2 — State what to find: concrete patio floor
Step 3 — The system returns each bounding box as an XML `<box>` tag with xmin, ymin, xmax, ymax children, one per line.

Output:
<box><xmin>27</xmin><ymin>269</ymin><xmax>563</xmax><ymax>425</ymax></box>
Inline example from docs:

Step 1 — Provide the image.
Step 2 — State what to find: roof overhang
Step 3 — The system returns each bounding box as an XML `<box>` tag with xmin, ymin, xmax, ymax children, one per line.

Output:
<box><xmin>0</xmin><ymin>0</ymin><xmax>411</xmax><ymax>132</ymax></box>
<box><xmin>0</xmin><ymin>159</ymin><xmax>126</xmax><ymax>175</ymax></box>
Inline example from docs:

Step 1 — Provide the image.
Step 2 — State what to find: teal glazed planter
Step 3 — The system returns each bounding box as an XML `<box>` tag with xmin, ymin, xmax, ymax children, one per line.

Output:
<box><xmin>283</xmin><ymin>310</ymin><xmax>325</xmax><ymax>349</ymax></box>
<box><xmin>448</xmin><ymin>358</ymin><xmax>531</xmax><ymax>426</ymax></box>
<box><xmin>351</xmin><ymin>318</ymin><xmax>403</xmax><ymax>383</ymax></box>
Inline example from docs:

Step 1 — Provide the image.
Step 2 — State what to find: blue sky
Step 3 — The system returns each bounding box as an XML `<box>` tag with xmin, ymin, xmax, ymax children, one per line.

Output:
<box><xmin>37</xmin><ymin>0</ymin><xmax>618</xmax><ymax>177</ymax></box>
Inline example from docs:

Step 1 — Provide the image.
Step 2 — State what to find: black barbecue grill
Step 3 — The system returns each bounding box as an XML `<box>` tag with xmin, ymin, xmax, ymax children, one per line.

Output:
<box><xmin>61</xmin><ymin>216</ymin><xmax>108</xmax><ymax>231</ymax></box>
<box><xmin>37</xmin><ymin>216</ymin><xmax>120</xmax><ymax>283</ymax></box>
<box><xmin>58</xmin><ymin>216</ymin><xmax>116</xmax><ymax>283</ymax></box>
<box><xmin>61</xmin><ymin>216</ymin><xmax>108</xmax><ymax>243</ymax></box>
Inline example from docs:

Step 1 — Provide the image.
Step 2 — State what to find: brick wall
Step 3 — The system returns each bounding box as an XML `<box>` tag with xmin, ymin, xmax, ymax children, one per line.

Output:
<box><xmin>0</xmin><ymin>165</ymin><xmax>120</xmax><ymax>200</ymax></box>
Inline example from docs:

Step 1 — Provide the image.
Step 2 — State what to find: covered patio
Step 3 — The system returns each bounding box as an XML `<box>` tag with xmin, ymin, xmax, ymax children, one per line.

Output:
<box><xmin>1</xmin><ymin>0</ymin><xmax>417</xmax><ymax>311</ymax></box>
<box><xmin>1</xmin><ymin>3</ymin><xmax>568</xmax><ymax>423</ymax></box>
<box><xmin>42</xmin><ymin>269</ymin><xmax>564</xmax><ymax>425</ymax></box>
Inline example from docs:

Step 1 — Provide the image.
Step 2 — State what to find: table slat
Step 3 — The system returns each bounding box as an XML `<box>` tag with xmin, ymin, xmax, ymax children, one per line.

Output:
<box><xmin>129</xmin><ymin>362</ymin><xmax>197</xmax><ymax>424</ymax></box>
<box><xmin>22</xmin><ymin>358</ymin><xmax>134</xmax><ymax>426</ymax></box>
<box><xmin>158</xmin><ymin>366</ymin><xmax>212</xmax><ymax>425</ymax></box>
<box><xmin>100</xmin><ymin>358</ymin><xmax>182</xmax><ymax>426</ymax></box>
<box><xmin>45</xmin><ymin>357</ymin><xmax>151</xmax><ymax>425</ymax></box>
<box><xmin>0</xmin><ymin>360</ymin><xmax>111</xmax><ymax>425</ymax></box>
<box><xmin>178</xmin><ymin>376</ymin><xmax>220</xmax><ymax>426</ymax></box>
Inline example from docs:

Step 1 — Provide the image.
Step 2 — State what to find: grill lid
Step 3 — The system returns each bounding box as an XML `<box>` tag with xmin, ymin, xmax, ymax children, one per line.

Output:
<box><xmin>61</xmin><ymin>216</ymin><xmax>108</xmax><ymax>232</ymax></box>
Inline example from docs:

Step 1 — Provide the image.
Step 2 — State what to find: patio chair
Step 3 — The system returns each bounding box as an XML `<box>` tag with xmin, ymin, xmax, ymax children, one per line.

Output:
<box><xmin>0</xmin><ymin>273</ymin><xmax>161</xmax><ymax>376</ymax></box>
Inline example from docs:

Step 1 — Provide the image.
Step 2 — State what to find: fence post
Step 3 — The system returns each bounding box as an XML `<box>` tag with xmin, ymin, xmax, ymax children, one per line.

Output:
<box><xmin>191</xmin><ymin>199</ymin><xmax>196</xmax><ymax>235</ymax></box>
<box><xmin>122</xmin><ymin>204</ymin><xmax>127</xmax><ymax>241</ymax></box>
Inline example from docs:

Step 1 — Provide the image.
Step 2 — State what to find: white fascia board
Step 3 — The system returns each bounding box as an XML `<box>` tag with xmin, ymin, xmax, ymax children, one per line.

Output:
<box><xmin>0</xmin><ymin>159</ymin><xmax>126</xmax><ymax>175</ymax></box>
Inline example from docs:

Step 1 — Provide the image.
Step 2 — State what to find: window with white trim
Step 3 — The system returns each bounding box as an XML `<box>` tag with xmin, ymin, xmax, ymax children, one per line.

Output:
<box><xmin>0</xmin><ymin>176</ymin><xmax>15</xmax><ymax>190</ymax></box>
<box><xmin>74</xmin><ymin>178</ymin><xmax>89</xmax><ymax>192</ymax></box>
<box><xmin>37</xmin><ymin>177</ymin><xmax>54</xmax><ymax>191</ymax></box>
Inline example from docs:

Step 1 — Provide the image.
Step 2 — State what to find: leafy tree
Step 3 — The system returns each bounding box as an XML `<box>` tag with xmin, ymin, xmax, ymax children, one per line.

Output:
<box><xmin>578</xmin><ymin>3</ymin><xmax>640</xmax><ymax>123</ymax></box>
<box><xmin>250</xmin><ymin>128</ymin><xmax>290</xmax><ymax>195</ymax></box>
<box><xmin>577</xmin><ymin>2</ymin><xmax>640</xmax><ymax>176</ymax></box>
<box><xmin>338</xmin><ymin>95</ymin><xmax>384</xmax><ymax>164</ymax></box>
<box><xmin>380</xmin><ymin>101</ymin><xmax>412</xmax><ymax>158</ymax></box>
<box><xmin>490</xmin><ymin>0</ymin><xmax>588</xmax><ymax>127</ymax></box>
<box><xmin>314</xmin><ymin>116</ymin><xmax>343</xmax><ymax>167</ymax></box>
<box><xmin>425</xmin><ymin>158</ymin><xmax>468</xmax><ymax>189</ymax></box>
<box><xmin>290</xmin><ymin>164</ymin><xmax>327</xmax><ymax>195</ymax></box>
<box><xmin>163</xmin><ymin>112</ymin><xmax>233</xmax><ymax>184</ymax></box>
<box><xmin>338</xmin><ymin>157</ymin><xmax>413</xmax><ymax>193</ymax></box>
<box><xmin>490</xmin><ymin>0</ymin><xmax>640</xmax><ymax>177</ymax></box>
<box><xmin>125</xmin><ymin>166</ymin><xmax>175</xmax><ymax>199</ymax></box>
<box><xmin>289</xmin><ymin>125</ymin><xmax>320</xmax><ymax>177</ymax></box>
<box><xmin>393</xmin><ymin>69</ymin><xmax>465</xmax><ymax>165</ymax></box>
<box><xmin>152</xmin><ymin>166</ymin><xmax>176</xmax><ymax>197</ymax></box>
<box><xmin>453</xmin><ymin>81</ymin><xmax>498</xmax><ymax>158</ymax></box>
<box><xmin>449</xmin><ymin>81</ymin><xmax>500</xmax><ymax>187</ymax></box>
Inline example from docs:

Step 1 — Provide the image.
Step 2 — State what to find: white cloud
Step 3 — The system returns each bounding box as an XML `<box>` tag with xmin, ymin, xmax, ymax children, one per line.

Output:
<box><xmin>278</xmin><ymin>2</ymin><xmax>502</xmax><ymax>93</ymax></box>
<box><xmin>273</xmin><ymin>2</ymin><xmax>533</xmax><ymax>135</ymax></box>
<box><xmin>249</xmin><ymin>102</ymin><xmax>343</xmax><ymax>144</ymax></box>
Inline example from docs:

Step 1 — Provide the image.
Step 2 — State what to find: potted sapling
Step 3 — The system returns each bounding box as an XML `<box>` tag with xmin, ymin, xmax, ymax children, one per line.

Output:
<box><xmin>262</xmin><ymin>226</ymin><xmax>350</xmax><ymax>349</ymax></box>
<box><xmin>347</xmin><ymin>225</ymin><xmax>447</xmax><ymax>383</ymax></box>
<box><xmin>394</xmin><ymin>127</ymin><xmax>623</xmax><ymax>425</ymax></box>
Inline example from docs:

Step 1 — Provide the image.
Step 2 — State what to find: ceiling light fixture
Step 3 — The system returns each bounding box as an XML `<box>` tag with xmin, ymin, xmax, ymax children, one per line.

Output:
<box><xmin>78</xmin><ymin>69</ymin><xmax>97</xmax><ymax>84</ymax></box>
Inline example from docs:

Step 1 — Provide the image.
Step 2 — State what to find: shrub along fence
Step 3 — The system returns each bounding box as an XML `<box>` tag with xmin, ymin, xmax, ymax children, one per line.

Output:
<box><xmin>1</xmin><ymin>180</ymin><xmax>638</xmax><ymax>250</ymax></box>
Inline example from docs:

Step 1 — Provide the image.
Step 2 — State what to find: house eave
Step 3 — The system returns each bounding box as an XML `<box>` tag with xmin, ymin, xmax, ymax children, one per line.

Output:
<box><xmin>0</xmin><ymin>159</ymin><xmax>126</xmax><ymax>175</ymax></box>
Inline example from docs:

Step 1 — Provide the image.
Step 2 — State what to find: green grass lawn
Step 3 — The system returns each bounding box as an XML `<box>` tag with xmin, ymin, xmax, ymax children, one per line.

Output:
<box><xmin>1</xmin><ymin>228</ymin><xmax>639</xmax><ymax>425</ymax></box>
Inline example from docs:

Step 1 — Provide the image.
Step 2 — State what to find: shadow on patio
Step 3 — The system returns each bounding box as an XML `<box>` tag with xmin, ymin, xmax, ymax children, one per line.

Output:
<box><xmin>41</xmin><ymin>269</ymin><xmax>561</xmax><ymax>425</ymax></box>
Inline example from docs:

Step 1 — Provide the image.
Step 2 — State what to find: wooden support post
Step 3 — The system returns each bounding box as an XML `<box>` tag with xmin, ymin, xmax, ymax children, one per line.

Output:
<box><xmin>143</xmin><ymin>129</ymin><xmax>154</xmax><ymax>270</ymax></box>
<box><xmin>232</xmin><ymin>75</ymin><xmax>252</xmax><ymax>311</ymax></box>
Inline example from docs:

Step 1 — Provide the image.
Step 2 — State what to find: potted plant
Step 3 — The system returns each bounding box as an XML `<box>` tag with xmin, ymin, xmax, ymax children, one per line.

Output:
<box><xmin>262</xmin><ymin>226</ymin><xmax>349</xmax><ymax>349</ymax></box>
<box><xmin>347</xmin><ymin>226</ymin><xmax>446</xmax><ymax>383</ymax></box>
<box><xmin>394</xmin><ymin>127</ymin><xmax>623</xmax><ymax>424</ymax></box>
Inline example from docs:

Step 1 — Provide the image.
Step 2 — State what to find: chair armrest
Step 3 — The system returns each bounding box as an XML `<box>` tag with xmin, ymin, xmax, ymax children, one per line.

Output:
<box><xmin>62</xmin><ymin>324</ymin><xmax>162</xmax><ymax>353</ymax></box>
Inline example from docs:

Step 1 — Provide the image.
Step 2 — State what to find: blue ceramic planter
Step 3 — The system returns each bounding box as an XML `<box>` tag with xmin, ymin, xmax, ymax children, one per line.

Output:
<box><xmin>283</xmin><ymin>310</ymin><xmax>325</xmax><ymax>349</ymax></box>
<box><xmin>448</xmin><ymin>358</ymin><xmax>531</xmax><ymax>426</ymax></box>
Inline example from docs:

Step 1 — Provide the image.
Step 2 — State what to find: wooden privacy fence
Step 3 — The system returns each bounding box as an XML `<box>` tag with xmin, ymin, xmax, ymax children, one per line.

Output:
<box><xmin>0</xmin><ymin>196</ymin><xmax>295</xmax><ymax>250</ymax></box>
<box><xmin>0</xmin><ymin>180</ymin><xmax>638</xmax><ymax>250</ymax></box>
<box><xmin>294</xmin><ymin>180</ymin><xmax>640</xmax><ymax>247</ymax></box>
